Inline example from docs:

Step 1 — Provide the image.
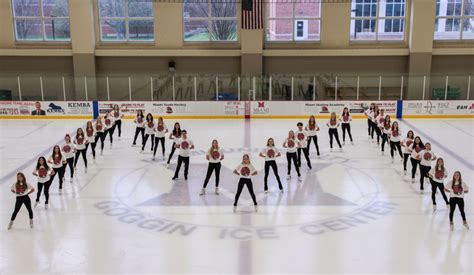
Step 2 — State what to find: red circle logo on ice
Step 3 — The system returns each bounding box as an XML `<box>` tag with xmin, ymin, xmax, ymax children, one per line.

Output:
<box><xmin>157</xmin><ymin>124</ymin><xmax>164</xmax><ymax>132</ymax></box>
<box><xmin>181</xmin><ymin>141</ymin><xmax>189</xmax><ymax>150</ymax></box>
<box><xmin>114</xmin><ymin>111</ymin><xmax>119</xmax><ymax>118</ymax></box>
<box><xmin>406</xmin><ymin>140</ymin><xmax>413</xmax><ymax>147</ymax></box>
<box><xmin>77</xmin><ymin>136</ymin><xmax>84</xmax><ymax>145</ymax></box>
<box><xmin>287</xmin><ymin>139</ymin><xmax>295</xmax><ymax>148</ymax></box>
<box><xmin>105</xmin><ymin>119</ymin><xmax>111</xmax><ymax>126</ymax></box>
<box><xmin>166</xmin><ymin>107</ymin><xmax>173</xmax><ymax>114</ymax></box>
<box><xmin>16</xmin><ymin>184</ymin><xmax>27</xmax><ymax>194</ymax></box>
<box><xmin>240</xmin><ymin>166</ymin><xmax>250</xmax><ymax>176</ymax></box>
<box><xmin>54</xmin><ymin>155</ymin><xmax>61</xmax><ymax>165</ymax></box>
<box><xmin>87</xmin><ymin>128</ymin><xmax>93</xmax><ymax>137</ymax></box>
<box><xmin>137</xmin><ymin>117</ymin><xmax>143</xmax><ymax>124</ymax></box>
<box><xmin>414</xmin><ymin>146</ymin><xmax>422</xmax><ymax>153</ymax></box>
<box><xmin>297</xmin><ymin>133</ymin><xmax>305</xmax><ymax>141</ymax></box>
<box><xmin>423</xmin><ymin>151</ymin><xmax>432</xmax><ymax>160</ymax></box>
<box><xmin>96</xmin><ymin>124</ymin><xmax>103</xmax><ymax>131</ymax></box>
<box><xmin>38</xmin><ymin>167</ymin><xmax>48</xmax><ymax>178</ymax></box>
<box><xmin>453</xmin><ymin>185</ymin><xmax>463</xmax><ymax>195</ymax></box>
<box><xmin>211</xmin><ymin>150</ymin><xmax>220</xmax><ymax>159</ymax></box>
<box><xmin>309</xmin><ymin>124</ymin><xmax>315</xmax><ymax>131</ymax></box>
<box><xmin>435</xmin><ymin>170</ymin><xmax>444</xmax><ymax>180</ymax></box>
<box><xmin>62</xmin><ymin>144</ymin><xmax>71</xmax><ymax>153</ymax></box>
<box><xmin>392</xmin><ymin>130</ymin><xmax>399</xmax><ymax>137</ymax></box>
<box><xmin>267</xmin><ymin>149</ymin><xmax>275</xmax><ymax>158</ymax></box>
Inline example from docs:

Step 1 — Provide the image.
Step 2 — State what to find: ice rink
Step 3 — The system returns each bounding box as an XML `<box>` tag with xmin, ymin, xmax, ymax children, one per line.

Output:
<box><xmin>0</xmin><ymin>118</ymin><xmax>473</xmax><ymax>274</ymax></box>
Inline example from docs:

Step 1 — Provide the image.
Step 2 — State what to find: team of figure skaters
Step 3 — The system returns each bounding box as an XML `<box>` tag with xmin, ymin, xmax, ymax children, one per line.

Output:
<box><xmin>8</xmin><ymin>103</ymin><xmax>469</xmax><ymax>231</ymax></box>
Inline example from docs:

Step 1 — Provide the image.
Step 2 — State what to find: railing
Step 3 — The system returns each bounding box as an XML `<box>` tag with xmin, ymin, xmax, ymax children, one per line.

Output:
<box><xmin>0</xmin><ymin>74</ymin><xmax>471</xmax><ymax>101</ymax></box>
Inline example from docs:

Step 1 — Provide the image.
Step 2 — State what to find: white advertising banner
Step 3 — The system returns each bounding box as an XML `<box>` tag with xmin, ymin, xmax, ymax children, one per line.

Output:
<box><xmin>0</xmin><ymin>101</ymin><xmax>93</xmax><ymax>117</ymax></box>
<box><xmin>403</xmin><ymin>101</ymin><xmax>474</xmax><ymax>117</ymax></box>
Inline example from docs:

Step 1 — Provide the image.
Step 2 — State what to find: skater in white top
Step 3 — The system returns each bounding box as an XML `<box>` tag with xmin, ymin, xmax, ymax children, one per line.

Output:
<box><xmin>340</xmin><ymin>107</ymin><xmax>353</xmax><ymax>145</ymax></box>
<box><xmin>200</xmin><ymin>139</ymin><xmax>224</xmax><ymax>195</ymax></box>
<box><xmin>61</xmin><ymin>134</ymin><xmax>75</xmax><ymax>182</ymax></box>
<box><xmin>132</xmin><ymin>110</ymin><xmax>145</xmax><ymax>146</ymax></box>
<box><xmin>73</xmin><ymin>128</ymin><xmax>88</xmax><ymax>173</ymax></box>
<box><xmin>94</xmin><ymin>116</ymin><xmax>106</xmax><ymax>155</ymax></box>
<box><xmin>380</xmin><ymin>115</ymin><xmax>391</xmax><ymax>155</ymax></box>
<box><xmin>401</xmin><ymin>130</ymin><xmax>415</xmax><ymax>175</ymax></box>
<box><xmin>167</xmin><ymin>122</ymin><xmax>182</xmax><ymax>166</ymax></box>
<box><xmin>409</xmin><ymin>136</ymin><xmax>425</xmax><ymax>184</ymax></box>
<box><xmin>305</xmin><ymin>115</ymin><xmax>320</xmax><ymax>156</ymax></box>
<box><xmin>8</xmin><ymin>172</ymin><xmax>35</xmax><ymax>230</ymax></box>
<box><xmin>416</xmin><ymin>142</ymin><xmax>437</xmax><ymax>193</ymax></box>
<box><xmin>85</xmin><ymin>121</ymin><xmax>97</xmax><ymax>159</ymax></box>
<box><xmin>445</xmin><ymin>171</ymin><xmax>469</xmax><ymax>230</ymax></box>
<box><xmin>233</xmin><ymin>154</ymin><xmax>258</xmax><ymax>213</ymax></box>
<box><xmin>153</xmin><ymin>117</ymin><xmax>168</xmax><ymax>160</ymax></box>
<box><xmin>172</xmin><ymin>130</ymin><xmax>194</xmax><ymax>180</ymax></box>
<box><xmin>112</xmin><ymin>104</ymin><xmax>124</xmax><ymax>139</ymax></box>
<box><xmin>428</xmin><ymin>158</ymin><xmax>449</xmax><ymax>211</ymax></box>
<box><xmin>33</xmin><ymin>156</ymin><xmax>54</xmax><ymax>209</ymax></box>
<box><xmin>327</xmin><ymin>112</ymin><xmax>342</xmax><ymax>151</ymax></box>
<box><xmin>364</xmin><ymin>103</ymin><xmax>375</xmax><ymax>138</ymax></box>
<box><xmin>259</xmin><ymin>138</ymin><xmax>283</xmax><ymax>193</ymax></box>
<box><xmin>295</xmin><ymin>122</ymin><xmax>312</xmax><ymax>169</ymax></box>
<box><xmin>104</xmin><ymin>111</ymin><xmax>116</xmax><ymax>147</ymax></box>
<box><xmin>48</xmin><ymin>145</ymin><xmax>66</xmax><ymax>192</ymax></box>
<box><xmin>389</xmin><ymin>121</ymin><xmax>403</xmax><ymax>162</ymax></box>
<box><xmin>283</xmin><ymin>130</ymin><xmax>301</xmax><ymax>181</ymax></box>
<box><xmin>142</xmin><ymin>113</ymin><xmax>155</xmax><ymax>152</ymax></box>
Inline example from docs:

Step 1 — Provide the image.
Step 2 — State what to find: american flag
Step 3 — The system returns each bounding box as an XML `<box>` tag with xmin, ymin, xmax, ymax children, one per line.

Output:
<box><xmin>242</xmin><ymin>0</ymin><xmax>263</xmax><ymax>29</ymax></box>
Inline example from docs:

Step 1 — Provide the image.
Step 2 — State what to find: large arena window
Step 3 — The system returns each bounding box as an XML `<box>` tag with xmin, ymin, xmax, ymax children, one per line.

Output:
<box><xmin>12</xmin><ymin>0</ymin><xmax>70</xmax><ymax>41</ymax></box>
<box><xmin>350</xmin><ymin>0</ymin><xmax>406</xmax><ymax>41</ymax></box>
<box><xmin>434</xmin><ymin>0</ymin><xmax>474</xmax><ymax>40</ymax></box>
<box><xmin>98</xmin><ymin>0</ymin><xmax>154</xmax><ymax>42</ymax></box>
<box><xmin>183</xmin><ymin>0</ymin><xmax>238</xmax><ymax>42</ymax></box>
<box><xmin>266</xmin><ymin>1</ymin><xmax>321</xmax><ymax>42</ymax></box>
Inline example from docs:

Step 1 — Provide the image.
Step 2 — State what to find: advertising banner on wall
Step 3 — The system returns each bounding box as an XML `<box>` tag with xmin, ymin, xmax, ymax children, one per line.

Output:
<box><xmin>0</xmin><ymin>101</ymin><xmax>93</xmax><ymax>117</ymax></box>
<box><xmin>403</xmin><ymin>100</ymin><xmax>474</xmax><ymax>117</ymax></box>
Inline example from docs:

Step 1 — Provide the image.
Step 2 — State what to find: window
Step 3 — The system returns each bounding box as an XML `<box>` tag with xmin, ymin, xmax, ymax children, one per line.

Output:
<box><xmin>435</xmin><ymin>0</ymin><xmax>474</xmax><ymax>40</ymax></box>
<box><xmin>12</xmin><ymin>0</ymin><xmax>70</xmax><ymax>41</ymax></box>
<box><xmin>350</xmin><ymin>0</ymin><xmax>406</xmax><ymax>41</ymax></box>
<box><xmin>98</xmin><ymin>0</ymin><xmax>154</xmax><ymax>41</ymax></box>
<box><xmin>266</xmin><ymin>1</ymin><xmax>321</xmax><ymax>41</ymax></box>
<box><xmin>183</xmin><ymin>0</ymin><xmax>238</xmax><ymax>42</ymax></box>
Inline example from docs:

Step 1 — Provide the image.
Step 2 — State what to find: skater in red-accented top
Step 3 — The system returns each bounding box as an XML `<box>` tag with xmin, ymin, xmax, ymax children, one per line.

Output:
<box><xmin>61</xmin><ymin>134</ymin><xmax>75</xmax><ymax>182</ymax></box>
<box><xmin>142</xmin><ymin>113</ymin><xmax>155</xmax><ymax>152</ymax></box>
<box><xmin>295</xmin><ymin>122</ymin><xmax>312</xmax><ymax>169</ymax></box>
<box><xmin>340</xmin><ymin>107</ymin><xmax>353</xmax><ymax>145</ymax></box>
<box><xmin>283</xmin><ymin>130</ymin><xmax>301</xmax><ymax>181</ymax></box>
<box><xmin>327</xmin><ymin>112</ymin><xmax>342</xmax><ymax>151</ymax></box>
<box><xmin>33</xmin><ymin>156</ymin><xmax>54</xmax><ymax>210</ymax></box>
<box><xmin>8</xmin><ymin>172</ymin><xmax>35</xmax><ymax>230</ymax></box>
<box><xmin>445</xmin><ymin>171</ymin><xmax>470</xmax><ymax>230</ymax></box>
<box><xmin>94</xmin><ymin>116</ymin><xmax>106</xmax><ymax>155</ymax></box>
<box><xmin>153</xmin><ymin>116</ymin><xmax>168</xmax><ymax>160</ymax></box>
<box><xmin>48</xmin><ymin>145</ymin><xmax>66</xmax><ymax>192</ymax></box>
<box><xmin>73</xmin><ymin>128</ymin><xmax>88</xmax><ymax>173</ymax></box>
<box><xmin>112</xmin><ymin>104</ymin><xmax>124</xmax><ymax>139</ymax></box>
<box><xmin>104</xmin><ymin>111</ymin><xmax>116</xmax><ymax>148</ymax></box>
<box><xmin>380</xmin><ymin>115</ymin><xmax>391</xmax><ymax>155</ymax></box>
<box><xmin>132</xmin><ymin>110</ymin><xmax>145</xmax><ymax>146</ymax></box>
<box><xmin>364</xmin><ymin>103</ymin><xmax>375</xmax><ymax>139</ymax></box>
<box><xmin>388</xmin><ymin>121</ymin><xmax>403</xmax><ymax>163</ymax></box>
<box><xmin>167</xmin><ymin>122</ymin><xmax>182</xmax><ymax>167</ymax></box>
<box><xmin>409</xmin><ymin>136</ymin><xmax>425</xmax><ymax>184</ymax></box>
<box><xmin>416</xmin><ymin>142</ymin><xmax>437</xmax><ymax>194</ymax></box>
<box><xmin>305</xmin><ymin>115</ymin><xmax>320</xmax><ymax>156</ymax></box>
<box><xmin>233</xmin><ymin>154</ymin><xmax>258</xmax><ymax>213</ymax></box>
<box><xmin>200</xmin><ymin>139</ymin><xmax>224</xmax><ymax>196</ymax></box>
<box><xmin>401</xmin><ymin>130</ymin><xmax>415</xmax><ymax>175</ymax></box>
<box><xmin>428</xmin><ymin>158</ymin><xmax>449</xmax><ymax>211</ymax></box>
<box><xmin>85</xmin><ymin>121</ymin><xmax>97</xmax><ymax>160</ymax></box>
<box><xmin>260</xmin><ymin>138</ymin><xmax>283</xmax><ymax>194</ymax></box>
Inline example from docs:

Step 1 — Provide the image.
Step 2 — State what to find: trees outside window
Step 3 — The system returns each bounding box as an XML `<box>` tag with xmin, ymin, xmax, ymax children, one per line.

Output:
<box><xmin>435</xmin><ymin>0</ymin><xmax>474</xmax><ymax>40</ymax></box>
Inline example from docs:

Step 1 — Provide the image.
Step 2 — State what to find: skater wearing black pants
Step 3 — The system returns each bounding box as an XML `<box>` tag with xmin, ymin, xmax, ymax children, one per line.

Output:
<box><xmin>233</xmin><ymin>154</ymin><xmax>258</xmax><ymax>212</ymax></box>
<box><xmin>327</xmin><ymin>112</ymin><xmax>342</xmax><ymax>151</ymax></box>
<box><xmin>428</xmin><ymin>158</ymin><xmax>449</xmax><ymax>211</ymax></box>
<box><xmin>445</xmin><ymin>171</ymin><xmax>469</xmax><ymax>230</ymax></box>
<box><xmin>61</xmin><ymin>134</ymin><xmax>75</xmax><ymax>182</ymax></box>
<box><xmin>8</xmin><ymin>172</ymin><xmax>35</xmax><ymax>230</ymax></box>
<box><xmin>409</xmin><ymin>136</ymin><xmax>424</xmax><ymax>184</ymax></box>
<box><xmin>104</xmin><ymin>111</ymin><xmax>116</xmax><ymax>147</ymax></box>
<box><xmin>380</xmin><ymin>115</ymin><xmax>391</xmax><ymax>155</ymax></box>
<box><xmin>401</xmin><ymin>130</ymin><xmax>415</xmax><ymax>175</ymax></box>
<box><xmin>305</xmin><ymin>115</ymin><xmax>320</xmax><ymax>156</ymax></box>
<box><xmin>33</xmin><ymin>157</ymin><xmax>54</xmax><ymax>210</ymax></box>
<box><xmin>48</xmin><ymin>145</ymin><xmax>66</xmax><ymax>192</ymax></box>
<box><xmin>365</xmin><ymin>103</ymin><xmax>375</xmax><ymax>138</ymax></box>
<box><xmin>112</xmin><ymin>104</ymin><xmax>124</xmax><ymax>138</ymax></box>
<box><xmin>172</xmin><ymin>130</ymin><xmax>194</xmax><ymax>180</ymax></box>
<box><xmin>95</xmin><ymin>117</ymin><xmax>106</xmax><ymax>155</ymax></box>
<box><xmin>142</xmin><ymin>113</ymin><xmax>155</xmax><ymax>152</ymax></box>
<box><xmin>283</xmin><ymin>130</ymin><xmax>301</xmax><ymax>181</ymax></box>
<box><xmin>340</xmin><ymin>107</ymin><xmax>353</xmax><ymax>145</ymax></box>
<box><xmin>153</xmin><ymin>117</ymin><xmax>168</xmax><ymax>160</ymax></box>
<box><xmin>260</xmin><ymin>138</ymin><xmax>283</xmax><ymax>193</ymax></box>
<box><xmin>389</xmin><ymin>122</ymin><xmax>403</xmax><ymax>162</ymax></box>
<box><xmin>416</xmin><ymin>142</ymin><xmax>436</xmax><ymax>194</ymax></box>
<box><xmin>132</xmin><ymin>110</ymin><xmax>145</xmax><ymax>146</ymax></box>
<box><xmin>295</xmin><ymin>122</ymin><xmax>312</xmax><ymax>169</ymax></box>
<box><xmin>374</xmin><ymin>108</ymin><xmax>385</xmax><ymax>146</ymax></box>
<box><xmin>85</xmin><ymin>121</ymin><xmax>97</xmax><ymax>159</ymax></box>
<box><xmin>167</xmin><ymin>122</ymin><xmax>182</xmax><ymax>166</ymax></box>
<box><xmin>371</xmin><ymin>105</ymin><xmax>380</xmax><ymax>141</ymax></box>
<box><xmin>200</xmin><ymin>139</ymin><xmax>224</xmax><ymax>195</ymax></box>
<box><xmin>73</xmin><ymin>128</ymin><xmax>88</xmax><ymax>173</ymax></box>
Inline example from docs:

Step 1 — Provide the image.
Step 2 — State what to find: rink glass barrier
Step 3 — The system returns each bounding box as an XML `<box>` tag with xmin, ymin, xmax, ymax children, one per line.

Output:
<box><xmin>0</xmin><ymin>100</ymin><xmax>473</xmax><ymax>119</ymax></box>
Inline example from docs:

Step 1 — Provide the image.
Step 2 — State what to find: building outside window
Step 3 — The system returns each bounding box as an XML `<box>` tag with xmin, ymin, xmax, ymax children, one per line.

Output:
<box><xmin>434</xmin><ymin>0</ymin><xmax>474</xmax><ymax>40</ymax></box>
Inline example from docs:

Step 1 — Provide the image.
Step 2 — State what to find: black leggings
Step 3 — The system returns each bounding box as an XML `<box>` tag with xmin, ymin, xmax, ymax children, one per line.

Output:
<box><xmin>234</xmin><ymin>178</ymin><xmax>257</xmax><ymax>206</ymax></box>
<box><xmin>142</xmin><ymin>134</ymin><xmax>155</xmax><ymax>151</ymax></box>
<box><xmin>370</xmin><ymin>121</ymin><xmax>377</xmax><ymax>139</ymax></box>
<box><xmin>133</xmin><ymin>127</ymin><xmax>145</xmax><ymax>145</ymax></box>
<box><xmin>153</xmin><ymin>137</ymin><xmax>166</xmax><ymax>157</ymax></box>
<box><xmin>50</xmin><ymin>167</ymin><xmax>65</xmax><ymax>189</ymax></box>
<box><xmin>341</xmin><ymin>123</ymin><xmax>353</xmax><ymax>142</ymax></box>
<box><xmin>63</xmin><ymin>157</ymin><xmax>74</xmax><ymax>178</ymax></box>
<box><xmin>286</xmin><ymin>152</ymin><xmax>301</xmax><ymax>176</ymax></box>
<box><xmin>390</xmin><ymin>141</ymin><xmax>403</xmax><ymax>158</ymax></box>
<box><xmin>203</xmin><ymin>162</ymin><xmax>221</xmax><ymax>188</ymax></box>
<box><xmin>381</xmin><ymin>133</ymin><xmax>389</xmax><ymax>151</ymax></box>
<box><xmin>74</xmin><ymin>149</ymin><xmax>88</xmax><ymax>168</ymax></box>
<box><xmin>410</xmin><ymin>158</ymin><xmax>420</xmax><ymax>179</ymax></box>
<box><xmin>403</xmin><ymin>153</ymin><xmax>410</xmax><ymax>171</ymax></box>
<box><xmin>367</xmin><ymin>119</ymin><xmax>372</xmax><ymax>136</ymax></box>
<box><xmin>419</xmin><ymin>164</ymin><xmax>431</xmax><ymax>190</ymax></box>
<box><xmin>167</xmin><ymin>142</ymin><xmax>177</xmax><ymax>164</ymax></box>
<box><xmin>373</xmin><ymin>125</ymin><xmax>381</xmax><ymax>143</ymax></box>
<box><xmin>449</xmin><ymin>197</ymin><xmax>466</xmax><ymax>222</ymax></box>
<box><xmin>297</xmin><ymin>148</ymin><xmax>311</xmax><ymax>168</ymax></box>
<box><xmin>36</xmin><ymin>181</ymin><xmax>51</xmax><ymax>204</ymax></box>
<box><xmin>115</xmin><ymin>120</ymin><xmax>122</xmax><ymax>137</ymax></box>
<box><xmin>106</xmin><ymin>125</ymin><xmax>115</xmax><ymax>144</ymax></box>
<box><xmin>328</xmin><ymin>129</ymin><xmax>342</xmax><ymax>148</ymax></box>
<box><xmin>307</xmin><ymin>135</ymin><xmax>320</xmax><ymax>155</ymax></box>
<box><xmin>95</xmin><ymin>132</ymin><xmax>106</xmax><ymax>151</ymax></box>
<box><xmin>11</xmin><ymin>195</ymin><xmax>33</xmax><ymax>221</ymax></box>
<box><xmin>174</xmin><ymin>156</ymin><xmax>190</xmax><ymax>178</ymax></box>
<box><xmin>264</xmin><ymin>160</ymin><xmax>283</xmax><ymax>191</ymax></box>
<box><xmin>86</xmin><ymin>142</ymin><xmax>97</xmax><ymax>158</ymax></box>
<box><xmin>430</xmin><ymin>180</ymin><xmax>449</xmax><ymax>205</ymax></box>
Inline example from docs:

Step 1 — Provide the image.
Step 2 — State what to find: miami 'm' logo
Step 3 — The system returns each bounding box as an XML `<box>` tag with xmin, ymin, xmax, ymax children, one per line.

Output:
<box><xmin>258</xmin><ymin>102</ymin><xmax>265</xmax><ymax>108</ymax></box>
